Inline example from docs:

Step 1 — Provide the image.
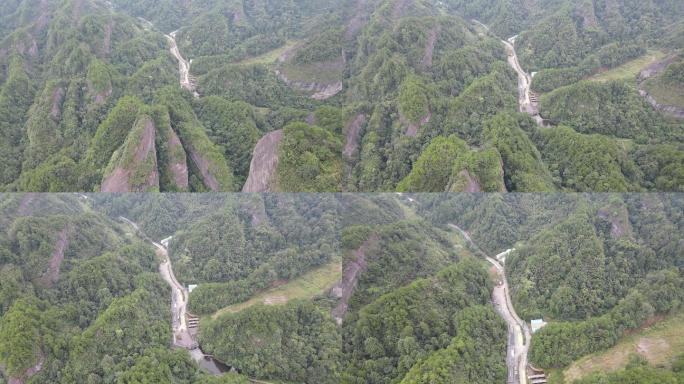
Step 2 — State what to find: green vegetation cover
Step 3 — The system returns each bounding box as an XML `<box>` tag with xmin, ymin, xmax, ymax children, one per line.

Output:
<box><xmin>0</xmin><ymin>0</ymin><xmax>681</xmax><ymax>192</ymax></box>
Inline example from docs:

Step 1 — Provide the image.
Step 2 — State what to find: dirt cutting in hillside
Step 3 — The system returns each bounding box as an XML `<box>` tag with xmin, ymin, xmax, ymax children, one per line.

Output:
<box><xmin>49</xmin><ymin>86</ymin><xmax>65</xmax><ymax>121</ymax></box>
<box><xmin>242</xmin><ymin>130</ymin><xmax>284</xmax><ymax>192</ymax></box>
<box><xmin>345</xmin><ymin>0</ymin><xmax>369</xmax><ymax>40</ymax></box>
<box><xmin>331</xmin><ymin>235</ymin><xmax>378</xmax><ymax>325</ymax></box>
<box><xmin>597</xmin><ymin>206</ymin><xmax>632</xmax><ymax>239</ymax></box>
<box><xmin>1</xmin><ymin>353</ymin><xmax>45</xmax><ymax>384</ymax></box>
<box><xmin>344</xmin><ymin>114</ymin><xmax>367</xmax><ymax>158</ymax></box>
<box><xmin>401</xmin><ymin>110</ymin><xmax>431</xmax><ymax>137</ymax></box>
<box><xmin>38</xmin><ymin>224</ymin><xmax>70</xmax><ymax>288</ymax></box>
<box><xmin>421</xmin><ymin>26</ymin><xmax>440</xmax><ymax>69</ymax></box>
<box><xmin>16</xmin><ymin>194</ymin><xmax>37</xmax><ymax>216</ymax></box>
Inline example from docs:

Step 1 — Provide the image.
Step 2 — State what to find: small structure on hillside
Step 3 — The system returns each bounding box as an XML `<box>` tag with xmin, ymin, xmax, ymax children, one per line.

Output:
<box><xmin>161</xmin><ymin>236</ymin><xmax>173</xmax><ymax>248</ymax></box>
<box><xmin>531</xmin><ymin>318</ymin><xmax>547</xmax><ymax>333</ymax></box>
<box><xmin>188</xmin><ymin>284</ymin><xmax>198</xmax><ymax>293</ymax></box>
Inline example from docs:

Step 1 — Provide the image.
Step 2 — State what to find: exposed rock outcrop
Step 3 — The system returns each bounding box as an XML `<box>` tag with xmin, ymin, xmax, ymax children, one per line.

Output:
<box><xmin>0</xmin><ymin>354</ymin><xmax>45</xmax><ymax>384</ymax></box>
<box><xmin>187</xmin><ymin>150</ymin><xmax>219</xmax><ymax>191</ymax></box>
<box><xmin>448</xmin><ymin>152</ymin><xmax>507</xmax><ymax>192</ymax></box>
<box><xmin>101</xmin><ymin>115</ymin><xmax>159</xmax><ymax>192</ymax></box>
<box><xmin>331</xmin><ymin>236</ymin><xmax>378</xmax><ymax>325</ymax></box>
<box><xmin>344</xmin><ymin>114</ymin><xmax>367</xmax><ymax>158</ymax></box>
<box><xmin>16</xmin><ymin>194</ymin><xmax>38</xmax><ymax>216</ymax></box>
<box><xmin>637</xmin><ymin>56</ymin><xmax>684</xmax><ymax>119</ymax></box>
<box><xmin>597</xmin><ymin>205</ymin><xmax>633</xmax><ymax>239</ymax></box>
<box><xmin>49</xmin><ymin>86</ymin><xmax>65</xmax><ymax>121</ymax></box>
<box><xmin>242</xmin><ymin>130</ymin><xmax>284</xmax><ymax>192</ymax></box>
<box><xmin>275</xmin><ymin>68</ymin><xmax>343</xmax><ymax>100</ymax></box>
<box><xmin>638</xmin><ymin>56</ymin><xmax>678</xmax><ymax>82</ymax></box>
<box><xmin>157</xmin><ymin>119</ymin><xmax>189</xmax><ymax>191</ymax></box>
<box><xmin>453</xmin><ymin>169</ymin><xmax>483</xmax><ymax>193</ymax></box>
<box><xmin>38</xmin><ymin>224</ymin><xmax>70</xmax><ymax>287</ymax></box>
<box><xmin>421</xmin><ymin>26</ymin><xmax>439</xmax><ymax>69</ymax></box>
<box><xmin>102</xmin><ymin>20</ymin><xmax>112</xmax><ymax>56</ymax></box>
<box><xmin>240</xmin><ymin>196</ymin><xmax>270</xmax><ymax>227</ymax></box>
<box><xmin>345</xmin><ymin>0</ymin><xmax>369</xmax><ymax>40</ymax></box>
<box><xmin>400</xmin><ymin>110</ymin><xmax>431</xmax><ymax>137</ymax></box>
<box><xmin>639</xmin><ymin>89</ymin><xmax>684</xmax><ymax>119</ymax></box>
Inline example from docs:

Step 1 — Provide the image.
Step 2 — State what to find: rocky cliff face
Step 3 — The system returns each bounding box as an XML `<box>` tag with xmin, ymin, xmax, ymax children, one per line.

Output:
<box><xmin>242</xmin><ymin>130</ymin><xmax>284</xmax><ymax>192</ymax></box>
<box><xmin>101</xmin><ymin>115</ymin><xmax>159</xmax><ymax>192</ymax></box>
<box><xmin>275</xmin><ymin>69</ymin><xmax>343</xmax><ymax>100</ymax></box>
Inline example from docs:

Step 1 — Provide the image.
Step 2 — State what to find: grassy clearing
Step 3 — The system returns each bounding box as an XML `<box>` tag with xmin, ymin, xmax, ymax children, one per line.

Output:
<box><xmin>238</xmin><ymin>41</ymin><xmax>300</xmax><ymax>66</ymax></box>
<box><xmin>642</xmin><ymin>75</ymin><xmax>684</xmax><ymax>108</ymax></box>
<box><xmin>211</xmin><ymin>259</ymin><xmax>342</xmax><ymax>319</ymax></box>
<box><xmin>280</xmin><ymin>60</ymin><xmax>344</xmax><ymax>84</ymax></box>
<box><xmin>394</xmin><ymin>195</ymin><xmax>420</xmax><ymax>221</ymax></box>
<box><xmin>551</xmin><ymin>311</ymin><xmax>684</xmax><ymax>383</ymax></box>
<box><xmin>591</xmin><ymin>51</ymin><xmax>666</xmax><ymax>82</ymax></box>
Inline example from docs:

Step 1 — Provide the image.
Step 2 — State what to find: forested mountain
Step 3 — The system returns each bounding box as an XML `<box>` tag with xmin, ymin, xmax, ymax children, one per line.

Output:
<box><xmin>0</xmin><ymin>194</ymin><xmax>227</xmax><ymax>383</ymax></box>
<box><xmin>2</xmin><ymin>193</ymin><xmax>683</xmax><ymax>383</ymax></box>
<box><xmin>0</xmin><ymin>0</ymin><xmax>682</xmax><ymax>192</ymax></box>
<box><xmin>412</xmin><ymin>193</ymin><xmax>684</xmax><ymax>377</ymax></box>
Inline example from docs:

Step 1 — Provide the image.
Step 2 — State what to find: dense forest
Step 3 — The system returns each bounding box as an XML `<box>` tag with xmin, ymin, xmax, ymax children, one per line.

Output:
<box><xmin>0</xmin><ymin>0</ymin><xmax>682</xmax><ymax>192</ymax></box>
<box><xmin>2</xmin><ymin>193</ymin><xmax>683</xmax><ymax>382</ymax></box>
<box><xmin>0</xmin><ymin>194</ymin><xmax>250</xmax><ymax>383</ymax></box>
<box><xmin>412</xmin><ymin>193</ymin><xmax>684</xmax><ymax>376</ymax></box>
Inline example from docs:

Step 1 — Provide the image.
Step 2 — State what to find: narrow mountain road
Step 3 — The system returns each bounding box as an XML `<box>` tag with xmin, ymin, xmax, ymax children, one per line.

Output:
<box><xmin>136</xmin><ymin>16</ymin><xmax>198</xmax><ymax>97</ymax></box>
<box><xmin>448</xmin><ymin>223</ymin><xmax>530</xmax><ymax>384</ymax></box>
<box><xmin>503</xmin><ymin>36</ymin><xmax>545</xmax><ymax>126</ymax></box>
<box><xmin>165</xmin><ymin>31</ymin><xmax>199</xmax><ymax>97</ymax></box>
<box><xmin>119</xmin><ymin>218</ymin><xmax>193</xmax><ymax>347</ymax></box>
<box><xmin>119</xmin><ymin>217</ymin><xmax>228</xmax><ymax>374</ymax></box>
<box><xmin>151</xmin><ymin>240</ymin><xmax>194</xmax><ymax>347</ymax></box>
<box><xmin>473</xmin><ymin>20</ymin><xmax>545</xmax><ymax>126</ymax></box>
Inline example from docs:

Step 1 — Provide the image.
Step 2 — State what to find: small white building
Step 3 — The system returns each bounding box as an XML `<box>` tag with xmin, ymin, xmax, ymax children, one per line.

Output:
<box><xmin>161</xmin><ymin>236</ymin><xmax>173</xmax><ymax>248</ymax></box>
<box><xmin>531</xmin><ymin>318</ymin><xmax>547</xmax><ymax>333</ymax></box>
<box><xmin>188</xmin><ymin>284</ymin><xmax>198</xmax><ymax>293</ymax></box>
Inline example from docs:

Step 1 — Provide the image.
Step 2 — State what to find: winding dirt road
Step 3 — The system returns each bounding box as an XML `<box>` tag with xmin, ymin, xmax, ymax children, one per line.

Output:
<box><xmin>448</xmin><ymin>224</ymin><xmax>530</xmax><ymax>384</ymax></box>
<box><xmin>151</xmin><ymin>240</ymin><xmax>194</xmax><ymax>347</ymax></box>
<box><xmin>137</xmin><ymin>17</ymin><xmax>198</xmax><ymax>98</ymax></box>
<box><xmin>165</xmin><ymin>31</ymin><xmax>199</xmax><ymax>97</ymax></box>
<box><xmin>473</xmin><ymin>20</ymin><xmax>545</xmax><ymax>126</ymax></box>
<box><xmin>119</xmin><ymin>217</ymin><xmax>227</xmax><ymax>374</ymax></box>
